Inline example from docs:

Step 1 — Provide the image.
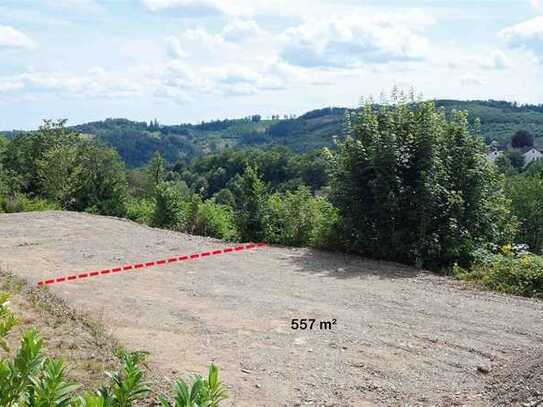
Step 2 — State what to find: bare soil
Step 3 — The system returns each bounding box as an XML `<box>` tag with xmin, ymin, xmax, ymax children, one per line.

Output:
<box><xmin>0</xmin><ymin>270</ymin><xmax>118</xmax><ymax>391</ymax></box>
<box><xmin>1</xmin><ymin>211</ymin><xmax>542</xmax><ymax>406</ymax></box>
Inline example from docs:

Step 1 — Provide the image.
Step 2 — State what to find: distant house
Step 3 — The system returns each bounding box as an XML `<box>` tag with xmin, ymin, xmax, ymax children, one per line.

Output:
<box><xmin>486</xmin><ymin>146</ymin><xmax>543</xmax><ymax>167</ymax></box>
<box><xmin>522</xmin><ymin>147</ymin><xmax>543</xmax><ymax>167</ymax></box>
<box><xmin>486</xmin><ymin>150</ymin><xmax>503</xmax><ymax>162</ymax></box>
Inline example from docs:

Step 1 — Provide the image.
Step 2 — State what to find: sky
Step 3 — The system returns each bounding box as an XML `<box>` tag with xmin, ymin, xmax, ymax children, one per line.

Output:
<box><xmin>1</xmin><ymin>0</ymin><xmax>543</xmax><ymax>129</ymax></box>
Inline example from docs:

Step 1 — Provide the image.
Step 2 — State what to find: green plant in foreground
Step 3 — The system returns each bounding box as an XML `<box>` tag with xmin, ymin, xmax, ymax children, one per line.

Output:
<box><xmin>0</xmin><ymin>328</ymin><xmax>80</xmax><ymax>406</ymax></box>
<box><xmin>159</xmin><ymin>364</ymin><xmax>228</xmax><ymax>407</ymax></box>
<box><xmin>0</xmin><ymin>291</ymin><xmax>227</xmax><ymax>406</ymax></box>
<box><xmin>74</xmin><ymin>350</ymin><xmax>150</xmax><ymax>407</ymax></box>
<box><xmin>0</xmin><ymin>293</ymin><xmax>17</xmax><ymax>352</ymax></box>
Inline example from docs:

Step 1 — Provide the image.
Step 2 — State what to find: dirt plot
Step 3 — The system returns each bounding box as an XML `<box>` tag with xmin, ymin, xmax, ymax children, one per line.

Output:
<box><xmin>1</xmin><ymin>211</ymin><xmax>542</xmax><ymax>406</ymax></box>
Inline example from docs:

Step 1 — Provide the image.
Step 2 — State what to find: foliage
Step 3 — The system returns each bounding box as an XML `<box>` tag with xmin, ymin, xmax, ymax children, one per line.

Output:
<box><xmin>145</xmin><ymin>152</ymin><xmax>166</xmax><ymax>194</ymax></box>
<box><xmin>126</xmin><ymin>198</ymin><xmax>155</xmax><ymax>224</ymax></box>
<box><xmin>511</xmin><ymin>129</ymin><xmax>534</xmax><ymax>148</ymax></box>
<box><xmin>0</xmin><ymin>327</ymin><xmax>80</xmax><ymax>406</ymax></box>
<box><xmin>1</xmin><ymin>193</ymin><xmax>60</xmax><ymax>213</ymax></box>
<box><xmin>0</xmin><ymin>294</ymin><xmax>227</xmax><ymax>406</ymax></box>
<box><xmin>37</xmin><ymin>145</ymin><xmax>81</xmax><ymax>208</ymax></box>
<box><xmin>330</xmin><ymin>96</ymin><xmax>516</xmax><ymax>269</ymax></box>
<box><xmin>494</xmin><ymin>153</ymin><xmax>518</xmax><ymax>176</ymax></box>
<box><xmin>236</xmin><ymin>165</ymin><xmax>266</xmax><ymax>242</ymax></box>
<box><xmin>506</xmin><ymin>174</ymin><xmax>543</xmax><ymax>254</ymax></box>
<box><xmin>73</xmin><ymin>119</ymin><xmax>199</xmax><ymax>168</ymax></box>
<box><xmin>159</xmin><ymin>364</ymin><xmax>228</xmax><ymax>407</ymax></box>
<box><xmin>3</xmin><ymin>120</ymin><xmax>79</xmax><ymax>196</ymax></box>
<box><xmin>151</xmin><ymin>182</ymin><xmax>189</xmax><ymax>229</ymax></box>
<box><xmin>72</xmin><ymin>141</ymin><xmax>128</xmax><ymax>217</ymax></box>
<box><xmin>504</xmin><ymin>149</ymin><xmax>525</xmax><ymax>171</ymax></box>
<box><xmin>454</xmin><ymin>244</ymin><xmax>543</xmax><ymax>298</ymax></box>
<box><xmin>193</xmin><ymin>200</ymin><xmax>238</xmax><ymax>241</ymax></box>
<box><xmin>0</xmin><ymin>293</ymin><xmax>17</xmax><ymax>352</ymax></box>
<box><xmin>212</xmin><ymin>189</ymin><xmax>236</xmax><ymax>208</ymax></box>
<box><xmin>0</xmin><ymin>136</ymin><xmax>7</xmax><ymax>204</ymax></box>
<box><xmin>77</xmin><ymin>350</ymin><xmax>151</xmax><ymax>406</ymax></box>
<box><xmin>263</xmin><ymin>186</ymin><xmax>338</xmax><ymax>248</ymax></box>
<box><xmin>1</xmin><ymin>121</ymin><xmax>128</xmax><ymax>216</ymax></box>
<box><xmin>6</xmin><ymin>100</ymin><xmax>543</xmax><ymax>169</ymax></box>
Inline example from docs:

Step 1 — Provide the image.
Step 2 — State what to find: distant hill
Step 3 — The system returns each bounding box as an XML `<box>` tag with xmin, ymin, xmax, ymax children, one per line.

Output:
<box><xmin>3</xmin><ymin>100</ymin><xmax>543</xmax><ymax>167</ymax></box>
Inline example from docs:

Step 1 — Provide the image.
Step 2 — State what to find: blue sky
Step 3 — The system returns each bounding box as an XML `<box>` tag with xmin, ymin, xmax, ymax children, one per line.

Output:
<box><xmin>1</xmin><ymin>0</ymin><xmax>542</xmax><ymax>129</ymax></box>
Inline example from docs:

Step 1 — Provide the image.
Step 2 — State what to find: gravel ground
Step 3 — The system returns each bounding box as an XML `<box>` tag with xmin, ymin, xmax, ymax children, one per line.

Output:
<box><xmin>1</xmin><ymin>211</ymin><xmax>542</xmax><ymax>406</ymax></box>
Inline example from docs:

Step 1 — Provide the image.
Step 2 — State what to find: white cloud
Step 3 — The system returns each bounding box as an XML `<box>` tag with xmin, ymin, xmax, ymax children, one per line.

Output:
<box><xmin>0</xmin><ymin>25</ymin><xmax>37</xmax><ymax>49</ymax></box>
<box><xmin>500</xmin><ymin>17</ymin><xmax>543</xmax><ymax>60</ymax></box>
<box><xmin>0</xmin><ymin>68</ymin><xmax>145</xmax><ymax>99</ymax></box>
<box><xmin>182</xmin><ymin>28</ymin><xmax>226</xmax><ymax>50</ymax></box>
<box><xmin>460</xmin><ymin>74</ymin><xmax>485</xmax><ymax>87</ymax></box>
<box><xmin>165</xmin><ymin>35</ymin><xmax>186</xmax><ymax>59</ymax></box>
<box><xmin>280</xmin><ymin>14</ymin><xmax>431</xmax><ymax>68</ymax></box>
<box><xmin>468</xmin><ymin>50</ymin><xmax>510</xmax><ymax>70</ymax></box>
<box><xmin>444</xmin><ymin>48</ymin><xmax>511</xmax><ymax>72</ymax></box>
<box><xmin>140</xmin><ymin>0</ymin><xmax>240</xmax><ymax>16</ymax></box>
<box><xmin>486</xmin><ymin>50</ymin><xmax>509</xmax><ymax>70</ymax></box>
<box><xmin>159</xmin><ymin>58</ymin><xmax>294</xmax><ymax>98</ymax></box>
<box><xmin>222</xmin><ymin>19</ymin><xmax>265</xmax><ymax>42</ymax></box>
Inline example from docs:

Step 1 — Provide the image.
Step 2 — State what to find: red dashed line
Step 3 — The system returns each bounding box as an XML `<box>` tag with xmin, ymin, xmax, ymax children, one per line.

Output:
<box><xmin>37</xmin><ymin>242</ymin><xmax>266</xmax><ymax>286</ymax></box>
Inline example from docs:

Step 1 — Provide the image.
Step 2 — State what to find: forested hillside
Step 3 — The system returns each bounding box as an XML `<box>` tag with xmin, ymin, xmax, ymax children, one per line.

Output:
<box><xmin>2</xmin><ymin>95</ymin><xmax>543</xmax><ymax>300</ymax></box>
<box><xmin>4</xmin><ymin>100</ymin><xmax>542</xmax><ymax>168</ymax></box>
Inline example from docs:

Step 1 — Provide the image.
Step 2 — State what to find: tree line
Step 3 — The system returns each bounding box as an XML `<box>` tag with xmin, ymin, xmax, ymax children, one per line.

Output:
<box><xmin>1</xmin><ymin>95</ymin><xmax>542</xmax><ymax>296</ymax></box>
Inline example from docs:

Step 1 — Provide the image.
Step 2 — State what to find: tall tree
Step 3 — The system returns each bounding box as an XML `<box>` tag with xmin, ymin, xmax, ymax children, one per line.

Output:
<box><xmin>37</xmin><ymin>145</ymin><xmax>81</xmax><ymax>208</ymax></box>
<box><xmin>73</xmin><ymin>141</ymin><xmax>128</xmax><ymax>216</ymax></box>
<box><xmin>0</xmin><ymin>136</ymin><xmax>7</xmax><ymax>204</ymax></box>
<box><xmin>511</xmin><ymin>130</ymin><xmax>534</xmax><ymax>149</ymax></box>
<box><xmin>3</xmin><ymin>120</ymin><xmax>78</xmax><ymax>196</ymax></box>
<box><xmin>331</xmin><ymin>95</ymin><xmax>515</xmax><ymax>269</ymax></box>
<box><xmin>236</xmin><ymin>165</ymin><xmax>266</xmax><ymax>242</ymax></box>
<box><xmin>145</xmin><ymin>151</ymin><xmax>166</xmax><ymax>193</ymax></box>
<box><xmin>507</xmin><ymin>175</ymin><xmax>543</xmax><ymax>253</ymax></box>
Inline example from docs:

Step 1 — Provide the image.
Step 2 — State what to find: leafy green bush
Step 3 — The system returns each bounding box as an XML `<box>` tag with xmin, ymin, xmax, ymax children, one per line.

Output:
<box><xmin>235</xmin><ymin>165</ymin><xmax>267</xmax><ymax>242</ymax></box>
<box><xmin>126</xmin><ymin>198</ymin><xmax>155</xmax><ymax>224</ymax></box>
<box><xmin>330</xmin><ymin>96</ymin><xmax>516</xmax><ymax>269</ymax></box>
<box><xmin>454</xmin><ymin>244</ymin><xmax>543</xmax><ymax>298</ymax></box>
<box><xmin>152</xmin><ymin>182</ymin><xmax>189</xmax><ymax>229</ymax></box>
<box><xmin>263</xmin><ymin>186</ymin><xmax>338</xmax><ymax>248</ymax></box>
<box><xmin>212</xmin><ymin>188</ymin><xmax>236</xmax><ymax>208</ymax></box>
<box><xmin>0</xmin><ymin>193</ymin><xmax>60</xmax><ymax>213</ymax></box>
<box><xmin>506</xmin><ymin>174</ymin><xmax>543</xmax><ymax>254</ymax></box>
<box><xmin>308</xmin><ymin>196</ymin><xmax>340</xmax><ymax>249</ymax></box>
<box><xmin>193</xmin><ymin>200</ymin><xmax>238</xmax><ymax>241</ymax></box>
<box><xmin>75</xmin><ymin>350</ymin><xmax>150</xmax><ymax>406</ymax></box>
